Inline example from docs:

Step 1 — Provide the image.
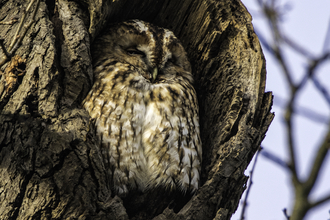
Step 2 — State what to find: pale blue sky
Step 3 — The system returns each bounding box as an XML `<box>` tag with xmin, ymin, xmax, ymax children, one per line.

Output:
<box><xmin>232</xmin><ymin>0</ymin><xmax>330</xmax><ymax>219</ymax></box>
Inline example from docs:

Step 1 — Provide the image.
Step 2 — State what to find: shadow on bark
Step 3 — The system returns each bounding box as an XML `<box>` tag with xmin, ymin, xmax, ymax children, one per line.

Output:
<box><xmin>0</xmin><ymin>0</ymin><xmax>274</xmax><ymax>219</ymax></box>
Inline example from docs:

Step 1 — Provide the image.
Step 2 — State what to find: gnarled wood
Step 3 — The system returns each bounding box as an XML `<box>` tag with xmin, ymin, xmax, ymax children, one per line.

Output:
<box><xmin>0</xmin><ymin>0</ymin><xmax>273</xmax><ymax>219</ymax></box>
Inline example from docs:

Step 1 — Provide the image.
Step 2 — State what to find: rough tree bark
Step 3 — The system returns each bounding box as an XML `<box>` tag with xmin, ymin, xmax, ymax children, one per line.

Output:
<box><xmin>0</xmin><ymin>0</ymin><xmax>274</xmax><ymax>219</ymax></box>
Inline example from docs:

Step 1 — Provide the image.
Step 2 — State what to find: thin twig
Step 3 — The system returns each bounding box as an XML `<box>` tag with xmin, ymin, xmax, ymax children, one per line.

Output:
<box><xmin>284</xmin><ymin>95</ymin><xmax>299</xmax><ymax>185</ymax></box>
<box><xmin>254</xmin><ymin>28</ymin><xmax>277</xmax><ymax>56</ymax></box>
<box><xmin>310</xmin><ymin>193</ymin><xmax>330</xmax><ymax>208</ymax></box>
<box><xmin>310</xmin><ymin>52</ymin><xmax>330</xmax><ymax>106</ymax></box>
<box><xmin>0</xmin><ymin>0</ymin><xmax>40</xmax><ymax>68</ymax></box>
<box><xmin>260</xmin><ymin>0</ymin><xmax>295</xmax><ymax>88</ymax></box>
<box><xmin>297</xmin><ymin>51</ymin><xmax>330</xmax><ymax>94</ymax></box>
<box><xmin>239</xmin><ymin>147</ymin><xmax>263</xmax><ymax>220</ymax></box>
<box><xmin>258</xmin><ymin>0</ymin><xmax>330</xmax><ymax>219</ymax></box>
<box><xmin>260</xmin><ymin>10</ymin><xmax>300</xmax><ymax>179</ymax></box>
<box><xmin>274</xmin><ymin>95</ymin><xmax>329</xmax><ymax>124</ymax></box>
<box><xmin>260</xmin><ymin>150</ymin><xmax>289</xmax><ymax>170</ymax></box>
<box><xmin>312</xmin><ymin>75</ymin><xmax>330</xmax><ymax>106</ymax></box>
<box><xmin>259</xmin><ymin>2</ymin><xmax>301</xmax><ymax>182</ymax></box>
<box><xmin>283</xmin><ymin>35</ymin><xmax>315</xmax><ymax>59</ymax></box>
<box><xmin>255</xmin><ymin>30</ymin><xmax>330</xmax><ymax>118</ymax></box>
<box><xmin>8</xmin><ymin>0</ymin><xmax>36</xmax><ymax>52</ymax></box>
<box><xmin>10</xmin><ymin>0</ymin><xmax>41</xmax><ymax>55</ymax></box>
<box><xmin>322</xmin><ymin>18</ymin><xmax>330</xmax><ymax>53</ymax></box>
<box><xmin>0</xmin><ymin>17</ymin><xmax>18</xmax><ymax>25</ymax></box>
<box><xmin>304</xmin><ymin>124</ymin><xmax>330</xmax><ymax>195</ymax></box>
<box><xmin>274</xmin><ymin>45</ymin><xmax>295</xmax><ymax>89</ymax></box>
<box><xmin>256</xmin><ymin>0</ymin><xmax>330</xmax><ymax>219</ymax></box>
<box><xmin>283</xmin><ymin>208</ymin><xmax>290</xmax><ymax>220</ymax></box>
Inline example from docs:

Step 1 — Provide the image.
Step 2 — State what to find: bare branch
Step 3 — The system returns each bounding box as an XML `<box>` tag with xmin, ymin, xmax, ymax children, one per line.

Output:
<box><xmin>304</xmin><ymin>124</ymin><xmax>330</xmax><ymax>195</ymax></box>
<box><xmin>256</xmin><ymin>1</ymin><xmax>295</xmax><ymax>88</ymax></box>
<box><xmin>255</xmin><ymin>1</ymin><xmax>330</xmax><ymax>220</ymax></box>
<box><xmin>284</xmin><ymin>97</ymin><xmax>300</xmax><ymax>185</ymax></box>
<box><xmin>305</xmin><ymin>51</ymin><xmax>329</xmax><ymax>78</ymax></box>
<box><xmin>274</xmin><ymin>95</ymin><xmax>329</xmax><ymax>124</ymax></box>
<box><xmin>322</xmin><ymin>18</ymin><xmax>330</xmax><ymax>53</ymax></box>
<box><xmin>258</xmin><ymin>0</ymin><xmax>300</xmax><ymax>187</ymax></box>
<box><xmin>257</xmin><ymin>2</ymin><xmax>300</xmax><ymax>182</ymax></box>
<box><xmin>283</xmin><ymin>208</ymin><xmax>290</xmax><ymax>220</ymax></box>
<box><xmin>310</xmin><ymin>52</ymin><xmax>330</xmax><ymax>106</ymax></box>
<box><xmin>283</xmin><ymin>35</ymin><xmax>315</xmax><ymax>59</ymax></box>
<box><xmin>310</xmin><ymin>193</ymin><xmax>330</xmax><ymax>208</ymax></box>
<box><xmin>312</xmin><ymin>75</ymin><xmax>330</xmax><ymax>106</ymax></box>
<box><xmin>260</xmin><ymin>149</ymin><xmax>289</xmax><ymax>170</ymax></box>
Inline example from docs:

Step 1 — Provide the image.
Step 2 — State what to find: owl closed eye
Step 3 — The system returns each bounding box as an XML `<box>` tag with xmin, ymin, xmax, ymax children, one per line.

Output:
<box><xmin>83</xmin><ymin>19</ymin><xmax>201</xmax><ymax>196</ymax></box>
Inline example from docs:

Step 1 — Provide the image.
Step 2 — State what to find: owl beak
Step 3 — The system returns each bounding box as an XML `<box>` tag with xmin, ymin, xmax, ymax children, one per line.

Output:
<box><xmin>152</xmin><ymin>68</ymin><xmax>158</xmax><ymax>82</ymax></box>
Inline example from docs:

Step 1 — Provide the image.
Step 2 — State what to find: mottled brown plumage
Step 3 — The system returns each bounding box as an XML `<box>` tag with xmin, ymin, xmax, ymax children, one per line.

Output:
<box><xmin>83</xmin><ymin>20</ymin><xmax>201</xmax><ymax>196</ymax></box>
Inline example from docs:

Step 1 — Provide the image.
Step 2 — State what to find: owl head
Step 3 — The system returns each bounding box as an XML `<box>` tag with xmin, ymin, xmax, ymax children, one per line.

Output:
<box><xmin>92</xmin><ymin>20</ymin><xmax>193</xmax><ymax>84</ymax></box>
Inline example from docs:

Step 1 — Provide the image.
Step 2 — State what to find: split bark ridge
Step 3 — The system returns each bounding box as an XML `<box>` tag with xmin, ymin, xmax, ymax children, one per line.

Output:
<box><xmin>0</xmin><ymin>0</ymin><xmax>274</xmax><ymax>219</ymax></box>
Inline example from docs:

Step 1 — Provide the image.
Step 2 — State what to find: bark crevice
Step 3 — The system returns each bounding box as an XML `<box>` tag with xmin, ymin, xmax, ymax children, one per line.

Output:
<box><xmin>0</xmin><ymin>0</ymin><xmax>273</xmax><ymax>219</ymax></box>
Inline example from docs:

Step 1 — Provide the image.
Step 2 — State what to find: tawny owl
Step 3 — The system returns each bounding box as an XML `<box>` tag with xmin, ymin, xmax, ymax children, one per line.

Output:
<box><xmin>83</xmin><ymin>20</ymin><xmax>201</xmax><ymax>196</ymax></box>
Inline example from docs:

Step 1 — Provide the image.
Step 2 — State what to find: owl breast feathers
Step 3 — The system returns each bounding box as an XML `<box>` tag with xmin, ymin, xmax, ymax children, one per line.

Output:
<box><xmin>83</xmin><ymin>19</ymin><xmax>202</xmax><ymax>196</ymax></box>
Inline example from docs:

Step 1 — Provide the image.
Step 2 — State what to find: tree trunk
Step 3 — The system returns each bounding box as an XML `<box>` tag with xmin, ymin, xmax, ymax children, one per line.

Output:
<box><xmin>0</xmin><ymin>0</ymin><xmax>274</xmax><ymax>219</ymax></box>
